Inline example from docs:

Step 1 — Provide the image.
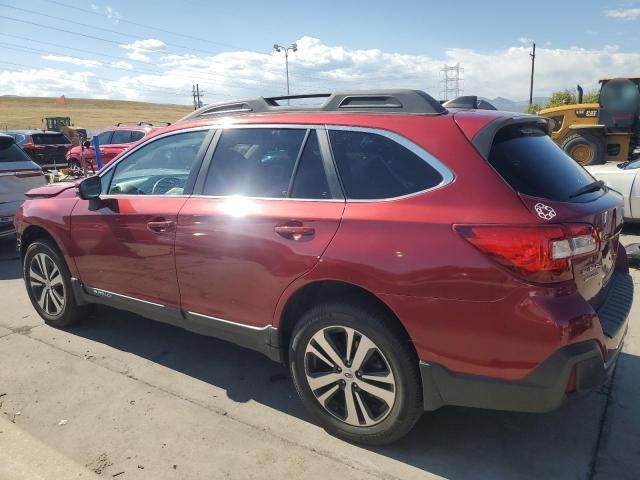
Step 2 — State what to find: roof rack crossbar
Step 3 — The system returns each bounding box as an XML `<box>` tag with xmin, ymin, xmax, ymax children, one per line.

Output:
<box><xmin>178</xmin><ymin>89</ymin><xmax>447</xmax><ymax>122</ymax></box>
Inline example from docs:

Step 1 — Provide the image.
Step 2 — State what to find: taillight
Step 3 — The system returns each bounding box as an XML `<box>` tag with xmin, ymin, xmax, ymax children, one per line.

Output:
<box><xmin>455</xmin><ymin>224</ymin><xmax>598</xmax><ymax>283</ymax></box>
<box><xmin>22</xmin><ymin>142</ymin><xmax>45</xmax><ymax>151</ymax></box>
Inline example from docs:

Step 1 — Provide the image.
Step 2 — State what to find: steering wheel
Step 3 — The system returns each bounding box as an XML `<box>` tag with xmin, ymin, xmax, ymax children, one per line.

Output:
<box><xmin>151</xmin><ymin>176</ymin><xmax>182</xmax><ymax>195</ymax></box>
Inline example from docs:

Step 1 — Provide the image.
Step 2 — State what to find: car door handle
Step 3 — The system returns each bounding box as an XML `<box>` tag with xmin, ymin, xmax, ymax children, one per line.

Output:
<box><xmin>274</xmin><ymin>223</ymin><xmax>315</xmax><ymax>240</ymax></box>
<box><xmin>147</xmin><ymin>220</ymin><xmax>176</xmax><ymax>233</ymax></box>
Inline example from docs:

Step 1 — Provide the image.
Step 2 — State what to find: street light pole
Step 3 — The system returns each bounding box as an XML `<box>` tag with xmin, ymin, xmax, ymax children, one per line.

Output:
<box><xmin>273</xmin><ymin>42</ymin><xmax>298</xmax><ymax>98</ymax></box>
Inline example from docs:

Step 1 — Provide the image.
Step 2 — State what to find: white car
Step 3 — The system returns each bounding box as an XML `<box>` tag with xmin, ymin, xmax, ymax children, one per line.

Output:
<box><xmin>0</xmin><ymin>133</ymin><xmax>47</xmax><ymax>237</ymax></box>
<box><xmin>585</xmin><ymin>160</ymin><xmax>640</xmax><ymax>221</ymax></box>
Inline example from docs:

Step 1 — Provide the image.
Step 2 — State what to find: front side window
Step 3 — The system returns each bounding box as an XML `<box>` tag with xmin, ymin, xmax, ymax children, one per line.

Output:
<box><xmin>328</xmin><ymin>129</ymin><xmax>444</xmax><ymax>199</ymax></box>
<box><xmin>110</xmin><ymin>130</ymin><xmax>132</xmax><ymax>144</ymax></box>
<box><xmin>107</xmin><ymin>130</ymin><xmax>207</xmax><ymax>196</ymax></box>
<box><xmin>204</xmin><ymin>128</ymin><xmax>306</xmax><ymax>198</ymax></box>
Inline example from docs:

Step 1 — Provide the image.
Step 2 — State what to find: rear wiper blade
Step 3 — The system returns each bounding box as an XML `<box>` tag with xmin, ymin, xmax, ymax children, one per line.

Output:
<box><xmin>569</xmin><ymin>180</ymin><xmax>605</xmax><ymax>199</ymax></box>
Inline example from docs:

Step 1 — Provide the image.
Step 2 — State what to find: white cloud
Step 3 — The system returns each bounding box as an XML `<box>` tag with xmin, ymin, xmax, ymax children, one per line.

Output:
<box><xmin>3</xmin><ymin>37</ymin><xmax>640</xmax><ymax>105</ymax></box>
<box><xmin>42</xmin><ymin>55</ymin><xmax>101</xmax><ymax>68</ymax></box>
<box><xmin>518</xmin><ymin>37</ymin><xmax>534</xmax><ymax>45</ymax></box>
<box><xmin>0</xmin><ymin>68</ymin><xmax>95</xmax><ymax>97</ymax></box>
<box><xmin>607</xmin><ymin>8</ymin><xmax>640</xmax><ymax>20</ymax></box>
<box><xmin>121</xmin><ymin>38</ymin><xmax>166</xmax><ymax>63</ymax></box>
<box><xmin>105</xmin><ymin>5</ymin><xmax>121</xmax><ymax>24</ymax></box>
<box><xmin>110</xmin><ymin>61</ymin><xmax>134</xmax><ymax>70</ymax></box>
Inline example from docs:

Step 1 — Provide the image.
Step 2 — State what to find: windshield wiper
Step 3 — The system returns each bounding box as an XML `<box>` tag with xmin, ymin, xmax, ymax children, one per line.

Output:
<box><xmin>569</xmin><ymin>180</ymin><xmax>605</xmax><ymax>199</ymax></box>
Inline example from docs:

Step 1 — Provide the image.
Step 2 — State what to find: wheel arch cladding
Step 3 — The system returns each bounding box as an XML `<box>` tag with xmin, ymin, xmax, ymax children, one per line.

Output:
<box><xmin>20</xmin><ymin>225</ymin><xmax>59</xmax><ymax>259</ymax></box>
<box><xmin>278</xmin><ymin>280</ymin><xmax>417</xmax><ymax>364</ymax></box>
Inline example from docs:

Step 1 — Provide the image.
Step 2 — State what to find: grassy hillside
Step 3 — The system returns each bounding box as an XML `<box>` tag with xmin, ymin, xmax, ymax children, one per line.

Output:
<box><xmin>0</xmin><ymin>96</ymin><xmax>193</xmax><ymax>131</ymax></box>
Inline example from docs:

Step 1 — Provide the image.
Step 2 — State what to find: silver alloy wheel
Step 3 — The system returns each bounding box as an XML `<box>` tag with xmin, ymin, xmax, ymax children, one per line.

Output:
<box><xmin>304</xmin><ymin>326</ymin><xmax>396</xmax><ymax>427</ymax></box>
<box><xmin>29</xmin><ymin>253</ymin><xmax>65</xmax><ymax>317</ymax></box>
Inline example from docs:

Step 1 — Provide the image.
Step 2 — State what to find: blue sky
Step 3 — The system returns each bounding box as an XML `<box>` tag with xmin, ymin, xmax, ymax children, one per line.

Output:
<box><xmin>1</xmin><ymin>0</ymin><xmax>639</xmax><ymax>103</ymax></box>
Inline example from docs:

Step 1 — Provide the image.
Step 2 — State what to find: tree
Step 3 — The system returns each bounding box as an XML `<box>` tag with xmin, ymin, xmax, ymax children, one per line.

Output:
<box><xmin>526</xmin><ymin>103</ymin><xmax>542</xmax><ymax>114</ymax></box>
<box><xmin>544</xmin><ymin>90</ymin><xmax>577</xmax><ymax>109</ymax></box>
<box><xmin>583</xmin><ymin>89</ymin><xmax>600</xmax><ymax>103</ymax></box>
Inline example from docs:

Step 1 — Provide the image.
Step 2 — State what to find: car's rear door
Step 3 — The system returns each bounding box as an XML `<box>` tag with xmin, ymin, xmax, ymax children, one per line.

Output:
<box><xmin>176</xmin><ymin>126</ymin><xmax>345</xmax><ymax>328</ymax></box>
<box><xmin>71</xmin><ymin>128</ymin><xmax>213</xmax><ymax>310</ymax></box>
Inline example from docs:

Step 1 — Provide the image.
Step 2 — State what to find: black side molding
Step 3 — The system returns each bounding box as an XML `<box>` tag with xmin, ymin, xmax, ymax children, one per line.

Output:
<box><xmin>70</xmin><ymin>279</ymin><xmax>281</xmax><ymax>362</ymax></box>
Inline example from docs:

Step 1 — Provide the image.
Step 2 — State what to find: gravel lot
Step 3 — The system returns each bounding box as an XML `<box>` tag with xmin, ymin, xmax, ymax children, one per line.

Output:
<box><xmin>0</xmin><ymin>228</ymin><xmax>639</xmax><ymax>480</ymax></box>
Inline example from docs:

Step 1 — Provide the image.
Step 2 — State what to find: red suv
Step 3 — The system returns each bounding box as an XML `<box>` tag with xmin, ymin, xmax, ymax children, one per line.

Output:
<box><xmin>14</xmin><ymin>90</ymin><xmax>633</xmax><ymax>445</ymax></box>
<box><xmin>65</xmin><ymin>124</ymin><xmax>160</xmax><ymax>170</ymax></box>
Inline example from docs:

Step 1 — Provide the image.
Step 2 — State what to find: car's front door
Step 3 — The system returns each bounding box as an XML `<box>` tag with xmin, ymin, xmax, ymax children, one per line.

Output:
<box><xmin>176</xmin><ymin>127</ymin><xmax>345</xmax><ymax>328</ymax></box>
<box><xmin>71</xmin><ymin>129</ymin><xmax>211</xmax><ymax>309</ymax></box>
<box><xmin>102</xmin><ymin>129</ymin><xmax>132</xmax><ymax>164</ymax></box>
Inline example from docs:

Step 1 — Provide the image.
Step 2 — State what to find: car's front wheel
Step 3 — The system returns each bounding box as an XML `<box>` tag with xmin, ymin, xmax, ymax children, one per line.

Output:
<box><xmin>24</xmin><ymin>240</ymin><xmax>88</xmax><ymax>328</ymax></box>
<box><xmin>289</xmin><ymin>301</ymin><xmax>423</xmax><ymax>445</ymax></box>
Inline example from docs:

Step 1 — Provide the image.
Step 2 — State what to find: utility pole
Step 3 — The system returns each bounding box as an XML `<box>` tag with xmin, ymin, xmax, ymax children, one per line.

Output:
<box><xmin>192</xmin><ymin>84</ymin><xmax>204</xmax><ymax>109</ymax></box>
<box><xmin>529</xmin><ymin>42</ymin><xmax>536</xmax><ymax>106</ymax></box>
<box><xmin>273</xmin><ymin>42</ymin><xmax>298</xmax><ymax>99</ymax></box>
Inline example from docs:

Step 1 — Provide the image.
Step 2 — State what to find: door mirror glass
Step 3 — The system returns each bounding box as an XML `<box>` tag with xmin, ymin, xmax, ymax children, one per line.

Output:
<box><xmin>78</xmin><ymin>175</ymin><xmax>102</xmax><ymax>199</ymax></box>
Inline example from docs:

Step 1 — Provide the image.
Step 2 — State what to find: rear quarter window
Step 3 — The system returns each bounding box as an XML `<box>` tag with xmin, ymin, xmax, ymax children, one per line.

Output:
<box><xmin>488</xmin><ymin>125</ymin><xmax>598</xmax><ymax>202</ymax></box>
<box><xmin>0</xmin><ymin>141</ymin><xmax>32</xmax><ymax>162</ymax></box>
<box><xmin>328</xmin><ymin>129</ymin><xmax>444</xmax><ymax>199</ymax></box>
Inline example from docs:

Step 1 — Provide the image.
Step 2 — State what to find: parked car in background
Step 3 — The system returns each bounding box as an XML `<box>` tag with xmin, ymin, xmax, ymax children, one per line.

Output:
<box><xmin>586</xmin><ymin>159</ymin><xmax>640</xmax><ymax>221</ymax></box>
<box><xmin>65</xmin><ymin>124</ymin><xmax>161</xmax><ymax>171</ymax></box>
<box><xmin>4</xmin><ymin>130</ymin><xmax>71</xmax><ymax>170</ymax></box>
<box><xmin>14</xmin><ymin>90</ymin><xmax>633</xmax><ymax>445</ymax></box>
<box><xmin>0</xmin><ymin>134</ymin><xmax>46</xmax><ymax>237</ymax></box>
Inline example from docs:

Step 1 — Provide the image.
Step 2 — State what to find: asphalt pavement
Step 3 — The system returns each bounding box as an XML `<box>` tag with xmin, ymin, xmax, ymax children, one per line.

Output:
<box><xmin>0</xmin><ymin>228</ymin><xmax>638</xmax><ymax>480</ymax></box>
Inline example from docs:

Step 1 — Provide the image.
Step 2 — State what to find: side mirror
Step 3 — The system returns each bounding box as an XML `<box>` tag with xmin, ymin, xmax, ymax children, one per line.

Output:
<box><xmin>82</xmin><ymin>140</ymin><xmax>92</xmax><ymax>148</ymax></box>
<box><xmin>78</xmin><ymin>175</ymin><xmax>101</xmax><ymax>200</ymax></box>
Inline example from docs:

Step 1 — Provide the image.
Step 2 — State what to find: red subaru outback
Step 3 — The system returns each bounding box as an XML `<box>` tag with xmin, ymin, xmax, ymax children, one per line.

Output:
<box><xmin>14</xmin><ymin>90</ymin><xmax>633</xmax><ymax>445</ymax></box>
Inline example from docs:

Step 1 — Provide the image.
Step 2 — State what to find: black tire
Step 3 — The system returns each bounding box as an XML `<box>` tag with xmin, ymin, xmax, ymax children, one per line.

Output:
<box><xmin>289</xmin><ymin>301</ymin><xmax>423</xmax><ymax>445</ymax></box>
<box><xmin>68</xmin><ymin>158</ymin><xmax>81</xmax><ymax>172</ymax></box>
<box><xmin>23</xmin><ymin>240</ymin><xmax>89</xmax><ymax>328</ymax></box>
<box><xmin>560</xmin><ymin>132</ymin><xmax>606</xmax><ymax>166</ymax></box>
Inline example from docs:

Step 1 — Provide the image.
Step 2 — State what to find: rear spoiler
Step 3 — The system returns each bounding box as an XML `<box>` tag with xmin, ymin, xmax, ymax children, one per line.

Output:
<box><xmin>455</xmin><ymin>114</ymin><xmax>553</xmax><ymax>159</ymax></box>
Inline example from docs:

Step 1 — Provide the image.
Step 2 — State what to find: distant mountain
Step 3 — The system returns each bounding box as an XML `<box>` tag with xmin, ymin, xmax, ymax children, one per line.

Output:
<box><xmin>484</xmin><ymin>96</ymin><xmax>550</xmax><ymax>113</ymax></box>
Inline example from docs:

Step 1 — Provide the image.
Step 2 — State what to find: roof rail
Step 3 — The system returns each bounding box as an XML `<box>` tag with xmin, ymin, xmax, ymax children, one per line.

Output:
<box><xmin>178</xmin><ymin>89</ymin><xmax>446</xmax><ymax>122</ymax></box>
<box><xmin>115</xmin><ymin>121</ymin><xmax>171</xmax><ymax>127</ymax></box>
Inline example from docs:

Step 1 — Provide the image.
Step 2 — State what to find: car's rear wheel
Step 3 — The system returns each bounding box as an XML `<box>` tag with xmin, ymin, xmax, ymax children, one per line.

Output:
<box><xmin>289</xmin><ymin>301</ymin><xmax>423</xmax><ymax>445</ymax></box>
<box><xmin>24</xmin><ymin>240</ymin><xmax>88</xmax><ymax>328</ymax></box>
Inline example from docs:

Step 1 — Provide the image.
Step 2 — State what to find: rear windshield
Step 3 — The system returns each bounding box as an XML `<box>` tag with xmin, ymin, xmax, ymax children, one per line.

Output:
<box><xmin>0</xmin><ymin>141</ymin><xmax>32</xmax><ymax>163</ymax></box>
<box><xmin>488</xmin><ymin>125</ymin><xmax>598</xmax><ymax>202</ymax></box>
<box><xmin>32</xmin><ymin>133</ymin><xmax>70</xmax><ymax>145</ymax></box>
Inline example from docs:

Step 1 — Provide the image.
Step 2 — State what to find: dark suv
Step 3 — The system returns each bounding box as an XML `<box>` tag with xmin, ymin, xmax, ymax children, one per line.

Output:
<box><xmin>14</xmin><ymin>90</ymin><xmax>633</xmax><ymax>445</ymax></box>
<box><xmin>4</xmin><ymin>130</ymin><xmax>71</xmax><ymax>170</ymax></box>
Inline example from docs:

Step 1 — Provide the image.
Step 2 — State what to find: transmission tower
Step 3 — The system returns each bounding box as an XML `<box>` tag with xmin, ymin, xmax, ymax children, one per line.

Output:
<box><xmin>440</xmin><ymin>63</ymin><xmax>464</xmax><ymax>101</ymax></box>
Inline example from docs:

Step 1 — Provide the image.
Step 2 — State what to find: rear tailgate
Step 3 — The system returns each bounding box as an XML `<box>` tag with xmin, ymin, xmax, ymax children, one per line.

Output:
<box><xmin>28</xmin><ymin>133</ymin><xmax>71</xmax><ymax>169</ymax></box>
<box><xmin>456</xmin><ymin>111</ymin><xmax>626</xmax><ymax>308</ymax></box>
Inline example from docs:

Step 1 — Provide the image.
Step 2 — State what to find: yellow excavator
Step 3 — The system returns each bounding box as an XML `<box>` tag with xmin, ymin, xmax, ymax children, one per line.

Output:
<box><xmin>538</xmin><ymin>77</ymin><xmax>640</xmax><ymax>165</ymax></box>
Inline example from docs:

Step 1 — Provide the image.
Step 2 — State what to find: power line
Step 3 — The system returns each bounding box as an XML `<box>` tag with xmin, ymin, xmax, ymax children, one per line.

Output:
<box><xmin>41</xmin><ymin>0</ymin><xmax>244</xmax><ymax>50</ymax></box>
<box><xmin>0</xmin><ymin>4</ymin><xmax>224</xmax><ymax>56</ymax></box>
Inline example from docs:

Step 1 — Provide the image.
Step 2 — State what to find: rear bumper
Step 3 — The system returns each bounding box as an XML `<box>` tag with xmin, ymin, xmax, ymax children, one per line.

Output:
<box><xmin>420</xmin><ymin>271</ymin><xmax>633</xmax><ymax>413</ymax></box>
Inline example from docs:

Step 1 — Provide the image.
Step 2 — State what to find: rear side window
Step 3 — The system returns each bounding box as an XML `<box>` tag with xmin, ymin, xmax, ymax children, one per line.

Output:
<box><xmin>488</xmin><ymin>126</ymin><xmax>597</xmax><ymax>202</ymax></box>
<box><xmin>110</xmin><ymin>130</ymin><xmax>132</xmax><ymax>144</ymax></box>
<box><xmin>328</xmin><ymin>130</ymin><xmax>443</xmax><ymax>199</ymax></box>
<box><xmin>204</xmin><ymin>128</ymin><xmax>306</xmax><ymax>198</ymax></box>
<box><xmin>291</xmin><ymin>131</ymin><xmax>332</xmax><ymax>199</ymax></box>
<box><xmin>32</xmin><ymin>133</ymin><xmax>70</xmax><ymax>145</ymax></box>
<box><xmin>130</xmin><ymin>131</ymin><xmax>145</xmax><ymax>142</ymax></box>
<box><xmin>0</xmin><ymin>140</ymin><xmax>31</xmax><ymax>162</ymax></box>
